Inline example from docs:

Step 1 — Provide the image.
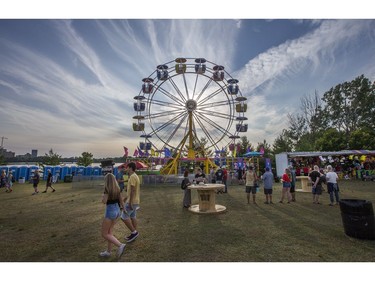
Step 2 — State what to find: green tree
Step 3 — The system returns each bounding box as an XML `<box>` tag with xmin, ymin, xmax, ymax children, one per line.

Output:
<box><xmin>77</xmin><ymin>152</ymin><xmax>94</xmax><ymax>167</ymax></box>
<box><xmin>322</xmin><ymin>75</ymin><xmax>375</xmax><ymax>146</ymax></box>
<box><xmin>315</xmin><ymin>128</ymin><xmax>347</xmax><ymax>151</ymax></box>
<box><xmin>239</xmin><ymin>136</ymin><xmax>253</xmax><ymax>156</ymax></box>
<box><xmin>295</xmin><ymin>133</ymin><xmax>318</xmax><ymax>151</ymax></box>
<box><xmin>348</xmin><ymin>128</ymin><xmax>375</xmax><ymax>150</ymax></box>
<box><xmin>43</xmin><ymin>149</ymin><xmax>62</xmax><ymax>166</ymax></box>
<box><xmin>272</xmin><ymin>129</ymin><xmax>293</xmax><ymax>154</ymax></box>
<box><xmin>288</xmin><ymin>91</ymin><xmax>327</xmax><ymax>148</ymax></box>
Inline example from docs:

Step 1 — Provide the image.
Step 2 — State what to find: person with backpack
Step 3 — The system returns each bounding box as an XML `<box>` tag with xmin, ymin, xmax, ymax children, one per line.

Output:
<box><xmin>181</xmin><ymin>170</ymin><xmax>192</xmax><ymax>208</ymax></box>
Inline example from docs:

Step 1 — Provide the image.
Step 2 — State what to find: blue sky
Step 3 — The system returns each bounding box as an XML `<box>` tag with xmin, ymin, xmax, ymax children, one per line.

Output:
<box><xmin>1</xmin><ymin>3</ymin><xmax>375</xmax><ymax>158</ymax></box>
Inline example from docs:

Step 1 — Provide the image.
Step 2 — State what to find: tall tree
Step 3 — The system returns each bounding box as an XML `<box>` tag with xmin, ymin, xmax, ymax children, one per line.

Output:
<box><xmin>239</xmin><ymin>136</ymin><xmax>252</xmax><ymax>156</ymax></box>
<box><xmin>43</xmin><ymin>149</ymin><xmax>62</xmax><ymax>166</ymax></box>
<box><xmin>272</xmin><ymin>129</ymin><xmax>293</xmax><ymax>154</ymax></box>
<box><xmin>348</xmin><ymin>128</ymin><xmax>375</xmax><ymax>150</ymax></box>
<box><xmin>77</xmin><ymin>152</ymin><xmax>94</xmax><ymax>167</ymax></box>
<box><xmin>322</xmin><ymin>75</ymin><xmax>375</xmax><ymax>147</ymax></box>
<box><xmin>315</xmin><ymin>128</ymin><xmax>347</xmax><ymax>151</ymax></box>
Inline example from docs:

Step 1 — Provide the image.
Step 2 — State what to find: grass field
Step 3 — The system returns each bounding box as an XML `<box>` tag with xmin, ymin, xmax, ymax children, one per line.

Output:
<box><xmin>1</xmin><ymin>178</ymin><xmax>375</xmax><ymax>262</ymax></box>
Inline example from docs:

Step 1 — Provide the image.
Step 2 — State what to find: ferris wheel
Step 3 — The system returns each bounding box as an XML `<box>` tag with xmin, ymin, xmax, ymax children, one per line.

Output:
<box><xmin>132</xmin><ymin>57</ymin><xmax>248</xmax><ymax>159</ymax></box>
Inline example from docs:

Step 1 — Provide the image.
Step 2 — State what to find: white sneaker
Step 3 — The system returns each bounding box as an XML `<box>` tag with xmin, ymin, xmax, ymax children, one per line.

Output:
<box><xmin>117</xmin><ymin>243</ymin><xmax>126</xmax><ymax>259</ymax></box>
<box><xmin>99</xmin><ymin>250</ymin><xmax>111</xmax><ymax>257</ymax></box>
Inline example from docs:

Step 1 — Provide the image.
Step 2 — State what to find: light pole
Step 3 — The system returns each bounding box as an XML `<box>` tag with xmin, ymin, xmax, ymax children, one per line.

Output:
<box><xmin>1</xmin><ymin>136</ymin><xmax>8</xmax><ymax>148</ymax></box>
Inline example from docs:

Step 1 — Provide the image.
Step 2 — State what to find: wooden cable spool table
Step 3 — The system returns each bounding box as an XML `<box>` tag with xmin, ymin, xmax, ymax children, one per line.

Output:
<box><xmin>188</xmin><ymin>183</ymin><xmax>226</xmax><ymax>214</ymax></box>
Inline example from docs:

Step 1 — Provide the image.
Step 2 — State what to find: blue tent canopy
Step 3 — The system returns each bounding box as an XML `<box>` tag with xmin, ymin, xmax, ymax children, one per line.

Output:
<box><xmin>242</xmin><ymin>151</ymin><xmax>263</xmax><ymax>157</ymax></box>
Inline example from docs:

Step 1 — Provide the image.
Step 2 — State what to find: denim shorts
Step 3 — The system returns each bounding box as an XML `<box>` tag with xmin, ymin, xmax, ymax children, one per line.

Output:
<box><xmin>121</xmin><ymin>203</ymin><xmax>139</xmax><ymax>220</ymax></box>
<box><xmin>104</xmin><ymin>203</ymin><xmax>120</xmax><ymax>220</ymax></box>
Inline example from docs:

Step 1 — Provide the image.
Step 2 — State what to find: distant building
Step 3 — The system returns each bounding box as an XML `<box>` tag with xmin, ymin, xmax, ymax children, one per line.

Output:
<box><xmin>32</xmin><ymin>149</ymin><xmax>38</xmax><ymax>157</ymax></box>
<box><xmin>0</xmin><ymin>147</ymin><xmax>16</xmax><ymax>158</ymax></box>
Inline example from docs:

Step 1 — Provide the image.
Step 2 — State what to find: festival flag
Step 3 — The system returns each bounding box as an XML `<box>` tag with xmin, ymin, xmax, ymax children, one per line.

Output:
<box><xmin>123</xmin><ymin>146</ymin><xmax>128</xmax><ymax>157</ymax></box>
<box><xmin>137</xmin><ymin>147</ymin><xmax>144</xmax><ymax>157</ymax></box>
<box><xmin>151</xmin><ymin>148</ymin><xmax>155</xmax><ymax>156</ymax></box>
<box><xmin>133</xmin><ymin>149</ymin><xmax>139</xmax><ymax>157</ymax></box>
<box><xmin>164</xmin><ymin>147</ymin><xmax>171</xmax><ymax>158</ymax></box>
<box><xmin>233</xmin><ymin>149</ymin><xmax>237</xmax><ymax>157</ymax></box>
<box><xmin>260</xmin><ymin>146</ymin><xmax>265</xmax><ymax>154</ymax></box>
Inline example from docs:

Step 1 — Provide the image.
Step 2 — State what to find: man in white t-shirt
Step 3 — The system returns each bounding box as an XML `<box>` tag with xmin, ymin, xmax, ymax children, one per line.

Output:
<box><xmin>326</xmin><ymin>165</ymin><xmax>339</xmax><ymax>206</ymax></box>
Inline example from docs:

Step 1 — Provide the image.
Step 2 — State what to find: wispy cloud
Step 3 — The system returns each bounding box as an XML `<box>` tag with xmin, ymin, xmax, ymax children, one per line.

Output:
<box><xmin>0</xmin><ymin>19</ymin><xmax>374</xmax><ymax>157</ymax></box>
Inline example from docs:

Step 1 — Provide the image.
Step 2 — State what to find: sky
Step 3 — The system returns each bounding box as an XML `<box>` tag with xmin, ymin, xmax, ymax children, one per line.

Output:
<box><xmin>1</xmin><ymin>2</ymin><xmax>375</xmax><ymax>158</ymax></box>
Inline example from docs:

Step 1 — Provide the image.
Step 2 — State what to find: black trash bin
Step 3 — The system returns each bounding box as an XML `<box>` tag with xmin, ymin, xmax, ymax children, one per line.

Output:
<box><xmin>339</xmin><ymin>199</ymin><xmax>375</xmax><ymax>240</ymax></box>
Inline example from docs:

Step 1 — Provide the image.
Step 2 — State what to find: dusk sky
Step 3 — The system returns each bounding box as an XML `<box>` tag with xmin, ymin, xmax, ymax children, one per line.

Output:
<box><xmin>1</xmin><ymin>2</ymin><xmax>374</xmax><ymax>158</ymax></box>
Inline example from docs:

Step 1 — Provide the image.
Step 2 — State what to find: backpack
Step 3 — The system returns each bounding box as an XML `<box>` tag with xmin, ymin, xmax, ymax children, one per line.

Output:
<box><xmin>180</xmin><ymin>178</ymin><xmax>188</xmax><ymax>190</ymax></box>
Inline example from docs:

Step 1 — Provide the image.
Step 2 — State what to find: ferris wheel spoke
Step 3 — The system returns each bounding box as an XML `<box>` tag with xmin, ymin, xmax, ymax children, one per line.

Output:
<box><xmin>146</xmin><ymin>108</ymin><xmax>185</xmax><ymax>119</ymax></box>
<box><xmin>195</xmin><ymin>78</ymin><xmax>213</xmax><ymax>103</ymax></box>
<box><xmin>155</xmin><ymin>85</ymin><xmax>185</xmax><ymax>107</ymax></box>
<box><xmin>198</xmin><ymin>100</ymin><xmax>234</xmax><ymax>109</ymax></box>
<box><xmin>151</xmin><ymin>111</ymin><xmax>187</xmax><ymax>135</ymax></box>
<box><xmin>147</xmin><ymin>98</ymin><xmax>183</xmax><ymax>110</ymax></box>
<box><xmin>164</xmin><ymin>113</ymin><xmax>188</xmax><ymax>146</ymax></box>
<box><xmin>191</xmin><ymin>74</ymin><xmax>199</xmax><ymax>100</ymax></box>
<box><xmin>195</xmin><ymin>111</ymin><xmax>232</xmax><ymax>138</ymax></box>
<box><xmin>193</xmin><ymin>114</ymin><xmax>221</xmax><ymax>151</ymax></box>
<box><xmin>197</xmin><ymin>108</ymin><xmax>235</xmax><ymax>120</ymax></box>
<box><xmin>181</xmin><ymin>73</ymin><xmax>190</xmax><ymax>100</ymax></box>
<box><xmin>169</xmin><ymin>77</ymin><xmax>188</xmax><ymax>103</ymax></box>
<box><xmin>197</xmin><ymin>87</ymin><xmax>226</xmax><ymax>106</ymax></box>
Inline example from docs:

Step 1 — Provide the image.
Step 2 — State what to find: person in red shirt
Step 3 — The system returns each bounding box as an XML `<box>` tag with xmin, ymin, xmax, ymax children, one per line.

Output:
<box><xmin>279</xmin><ymin>168</ymin><xmax>292</xmax><ymax>203</ymax></box>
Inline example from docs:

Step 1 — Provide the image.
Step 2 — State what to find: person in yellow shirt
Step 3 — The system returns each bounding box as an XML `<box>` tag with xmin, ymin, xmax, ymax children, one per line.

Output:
<box><xmin>120</xmin><ymin>162</ymin><xmax>140</xmax><ymax>243</ymax></box>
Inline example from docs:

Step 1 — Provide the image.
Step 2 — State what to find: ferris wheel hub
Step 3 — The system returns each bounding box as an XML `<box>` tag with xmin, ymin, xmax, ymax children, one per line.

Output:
<box><xmin>185</xmin><ymin>99</ymin><xmax>197</xmax><ymax>112</ymax></box>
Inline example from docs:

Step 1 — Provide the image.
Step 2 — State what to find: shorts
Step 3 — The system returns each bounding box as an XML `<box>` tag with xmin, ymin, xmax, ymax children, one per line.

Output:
<box><xmin>245</xmin><ymin>186</ymin><xmax>257</xmax><ymax>194</ymax></box>
<box><xmin>312</xmin><ymin>185</ymin><xmax>322</xmax><ymax>195</ymax></box>
<box><xmin>104</xmin><ymin>203</ymin><xmax>120</xmax><ymax>220</ymax></box>
<box><xmin>282</xmin><ymin>182</ymin><xmax>291</xmax><ymax>188</ymax></box>
<box><xmin>121</xmin><ymin>203</ymin><xmax>139</xmax><ymax>220</ymax></box>
<box><xmin>264</xmin><ymin>188</ymin><xmax>273</xmax><ymax>195</ymax></box>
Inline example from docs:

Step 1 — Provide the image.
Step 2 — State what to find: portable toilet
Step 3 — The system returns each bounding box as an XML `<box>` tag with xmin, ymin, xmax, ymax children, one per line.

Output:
<box><xmin>77</xmin><ymin>166</ymin><xmax>85</xmax><ymax>176</ymax></box>
<box><xmin>60</xmin><ymin>166</ymin><xmax>70</xmax><ymax>179</ymax></box>
<box><xmin>92</xmin><ymin>166</ymin><xmax>101</xmax><ymax>175</ymax></box>
<box><xmin>52</xmin><ymin>166</ymin><xmax>62</xmax><ymax>182</ymax></box>
<box><xmin>84</xmin><ymin>166</ymin><xmax>93</xmax><ymax>176</ymax></box>
<box><xmin>18</xmin><ymin>166</ymin><xmax>28</xmax><ymax>182</ymax></box>
<box><xmin>71</xmin><ymin>166</ymin><xmax>78</xmax><ymax>176</ymax></box>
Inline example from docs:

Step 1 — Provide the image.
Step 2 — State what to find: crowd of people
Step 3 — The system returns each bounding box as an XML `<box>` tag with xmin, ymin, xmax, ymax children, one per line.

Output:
<box><xmin>179</xmin><ymin>162</ymin><xmax>344</xmax><ymax>207</ymax></box>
